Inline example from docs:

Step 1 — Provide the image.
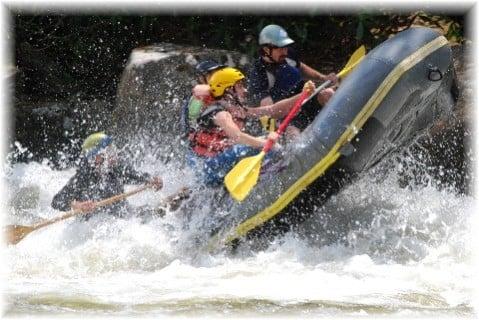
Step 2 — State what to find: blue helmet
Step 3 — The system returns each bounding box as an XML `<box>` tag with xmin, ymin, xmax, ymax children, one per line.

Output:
<box><xmin>195</xmin><ymin>60</ymin><xmax>226</xmax><ymax>76</ymax></box>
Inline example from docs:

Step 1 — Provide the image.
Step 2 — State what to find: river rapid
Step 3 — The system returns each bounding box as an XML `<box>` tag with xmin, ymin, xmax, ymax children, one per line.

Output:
<box><xmin>2</xmin><ymin>144</ymin><xmax>477</xmax><ymax>318</ymax></box>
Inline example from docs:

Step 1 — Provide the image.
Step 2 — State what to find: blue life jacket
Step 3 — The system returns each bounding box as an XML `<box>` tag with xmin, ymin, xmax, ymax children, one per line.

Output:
<box><xmin>268</xmin><ymin>59</ymin><xmax>304</xmax><ymax>102</ymax></box>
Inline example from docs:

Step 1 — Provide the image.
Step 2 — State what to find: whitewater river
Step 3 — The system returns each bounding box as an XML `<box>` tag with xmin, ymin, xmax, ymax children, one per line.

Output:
<box><xmin>2</xmin><ymin>150</ymin><xmax>477</xmax><ymax>318</ymax></box>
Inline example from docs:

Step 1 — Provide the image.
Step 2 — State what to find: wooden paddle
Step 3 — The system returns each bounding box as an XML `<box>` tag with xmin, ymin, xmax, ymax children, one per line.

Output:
<box><xmin>224</xmin><ymin>45</ymin><xmax>366</xmax><ymax>202</ymax></box>
<box><xmin>5</xmin><ymin>185</ymin><xmax>152</xmax><ymax>245</ymax></box>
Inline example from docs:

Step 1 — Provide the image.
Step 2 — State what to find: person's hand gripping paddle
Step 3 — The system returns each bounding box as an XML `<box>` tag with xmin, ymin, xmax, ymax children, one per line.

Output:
<box><xmin>5</xmin><ymin>185</ymin><xmax>152</xmax><ymax>245</ymax></box>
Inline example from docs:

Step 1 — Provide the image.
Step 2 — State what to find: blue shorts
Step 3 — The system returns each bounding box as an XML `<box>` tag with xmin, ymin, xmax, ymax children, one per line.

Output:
<box><xmin>187</xmin><ymin>145</ymin><xmax>278</xmax><ymax>187</ymax></box>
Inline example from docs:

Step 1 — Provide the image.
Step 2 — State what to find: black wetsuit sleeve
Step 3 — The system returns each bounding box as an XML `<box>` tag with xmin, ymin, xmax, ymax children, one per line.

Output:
<box><xmin>117</xmin><ymin>163</ymin><xmax>151</xmax><ymax>185</ymax></box>
<box><xmin>51</xmin><ymin>172</ymin><xmax>84</xmax><ymax>211</ymax></box>
<box><xmin>247</xmin><ymin>59</ymin><xmax>271</xmax><ymax>106</ymax></box>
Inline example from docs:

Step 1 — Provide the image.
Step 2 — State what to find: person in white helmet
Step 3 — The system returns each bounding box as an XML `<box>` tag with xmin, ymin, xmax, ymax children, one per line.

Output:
<box><xmin>247</xmin><ymin>24</ymin><xmax>338</xmax><ymax>132</ymax></box>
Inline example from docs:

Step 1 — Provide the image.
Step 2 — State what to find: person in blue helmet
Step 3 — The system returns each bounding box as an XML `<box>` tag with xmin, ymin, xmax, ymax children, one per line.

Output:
<box><xmin>247</xmin><ymin>24</ymin><xmax>338</xmax><ymax>132</ymax></box>
<box><xmin>51</xmin><ymin>132</ymin><xmax>163</xmax><ymax>218</ymax></box>
<box><xmin>196</xmin><ymin>60</ymin><xmax>227</xmax><ymax>85</ymax></box>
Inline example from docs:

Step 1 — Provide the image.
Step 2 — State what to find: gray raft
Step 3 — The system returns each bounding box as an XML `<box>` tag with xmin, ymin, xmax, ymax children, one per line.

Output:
<box><xmin>207</xmin><ymin>27</ymin><xmax>457</xmax><ymax>250</ymax></box>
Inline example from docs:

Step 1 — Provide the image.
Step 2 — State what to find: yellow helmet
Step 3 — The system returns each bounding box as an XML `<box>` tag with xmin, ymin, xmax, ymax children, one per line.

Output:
<box><xmin>81</xmin><ymin>131</ymin><xmax>113</xmax><ymax>158</ymax></box>
<box><xmin>208</xmin><ymin>67</ymin><xmax>245</xmax><ymax>98</ymax></box>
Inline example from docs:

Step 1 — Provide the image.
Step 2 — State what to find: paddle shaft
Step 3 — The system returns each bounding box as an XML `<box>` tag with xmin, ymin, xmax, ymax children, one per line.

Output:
<box><xmin>262</xmin><ymin>90</ymin><xmax>310</xmax><ymax>153</ymax></box>
<box><xmin>262</xmin><ymin>77</ymin><xmax>338</xmax><ymax>153</ymax></box>
<box><xmin>298</xmin><ymin>80</ymin><xmax>333</xmax><ymax>111</ymax></box>
<box><xmin>31</xmin><ymin>185</ymin><xmax>151</xmax><ymax>231</ymax></box>
<box><xmin>299</xmin><ymin>57</ymin><xmax>364</xmax><ymax>109</ymax></box>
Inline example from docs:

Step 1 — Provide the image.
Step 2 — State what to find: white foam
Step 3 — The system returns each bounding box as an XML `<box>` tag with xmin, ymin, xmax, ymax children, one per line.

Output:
<box><xmin>128</xmin><ymin>49</ymin><xmax>179</xmax><ymax>68</ymax></box>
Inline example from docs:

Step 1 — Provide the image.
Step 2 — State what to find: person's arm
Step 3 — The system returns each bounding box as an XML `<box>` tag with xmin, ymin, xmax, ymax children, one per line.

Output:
<box><xmin>213</xmin><ymin>110</ymin><xmax>267</xmax><ymax>149</ymax></box>
<box><xmin>51</xmin><ymin>174</ymin><xmax>83</xmax><ymax>211</ymax></box>
<box><xmin>52</xmin><ymin>178</ymin><xmax>96</xmax><ymax>212</ymax></box>
<box><xmin>247</xmin><ymin>94</ymin><xmax>299</xmax><ymax>119</ymax></box>
<box><xmin>118</xmin><ymin>161</ymin><xmax>163</xmax><ymax>191</ymax></box>
<box><xmin>120</xmin><ymin>164</ymin><xmax>151</xmax><ymax>184</ymax></box>
<box><xmin>299</xmin><ymin>62</ymin><xmax>338</xmax><ymax>84</ymax></box>
<box><xmin>246</xmin><ymin>81</ymin><xmax>315</xmax><ymax>119</ymax></box>
<box><xmin>259</xmin><ymin>96</ymin><xmax>274</xmax><ymax>106</ymax></box>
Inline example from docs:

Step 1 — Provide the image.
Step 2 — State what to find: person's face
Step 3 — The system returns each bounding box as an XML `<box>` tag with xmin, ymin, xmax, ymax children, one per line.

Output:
<box><xmin>198</xmin><ymin>74</ymin><xmax>208</xmax><ymax>84</ymax></box>
<box><xmin>94</xmin><ymin>145</ymin><xmax>118</xmax><ymax>169</ymax></box>
<box><xmin>233</xmin><ymin>80</ymin><xmax>247</xmax><ymax>101</ymax></box>
<box><xmin>265</xmin><ymin>46</ymin><xmax>288</xmax><ymax>63</ymax></box>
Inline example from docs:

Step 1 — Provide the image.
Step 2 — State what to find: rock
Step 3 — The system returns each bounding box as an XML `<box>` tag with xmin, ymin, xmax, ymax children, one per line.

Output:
<box><xmin>13</xmin><ymin>101</ymin><xmax>70</xmax><ymax>163</ymax></box>
<box><xmin>112</xmin><ymin>43</ymin><xmax>250</xmax><ymax>160</ymax></box>
<box><xmin>11</xmin><ymin>97</ymin><xmax>114</xmax><ymax>167</ymax></box>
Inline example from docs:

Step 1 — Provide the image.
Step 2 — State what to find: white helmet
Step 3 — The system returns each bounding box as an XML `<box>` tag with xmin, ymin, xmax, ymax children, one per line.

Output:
<box><xmin>258</xmin><ymin>24</ymin><xmax>295</xmax><ymax>47</ymax></box>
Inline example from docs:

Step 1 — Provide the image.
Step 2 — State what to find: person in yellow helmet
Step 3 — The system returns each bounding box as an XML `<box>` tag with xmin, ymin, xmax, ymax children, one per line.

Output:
<box><xmin>51</xmin><ymin>132</ymin><xmax>163</xmax><ymax>218</ymax></box>
<box><xmin>186</xmin><ymin>67</ymin><xmax>314</xmax><ymax>186</ymax></box>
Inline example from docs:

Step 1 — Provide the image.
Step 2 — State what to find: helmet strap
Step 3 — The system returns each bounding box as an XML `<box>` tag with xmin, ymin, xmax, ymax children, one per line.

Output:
<box><xmin>261</xmin><ymin>46</ymin><xmax>280</xmax><ymax>65</ymax></box>
<box><xmin>224</xmin><ymin>88</ymin><xmax>247</xmax><ymax>111</ymax></box>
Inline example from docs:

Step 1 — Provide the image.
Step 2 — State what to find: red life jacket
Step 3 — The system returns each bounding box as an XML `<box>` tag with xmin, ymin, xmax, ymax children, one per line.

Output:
<box><xmin>188</xmin><ymin>102</ymin><xmax>246</xmax><ymax>158</ymax></box>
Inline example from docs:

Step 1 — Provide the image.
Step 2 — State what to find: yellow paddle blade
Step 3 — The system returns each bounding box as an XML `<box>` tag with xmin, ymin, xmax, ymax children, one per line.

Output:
<box><xmin>224</xmin><ymin>151</ymin><xmax>266</xmax><ymax>202</ymax></box>
<box><xmin>338</xmin><ymin>45</ymin><xmax>366</xmax><ymax>78</ymax></box>
<box><xmin>259</xmin><ymin>116</ymin><xmax>269</xmax><ymax>131</ymax></box>
<box><xmin>344</xmin><ymin>45</ymin><xmax>366</xmax><ymax>70</ymax></box>
<box><xmin>259</xmin><ymin>116</ymin><xmax>276</xmax><ymax>132</ymax></box>
<box><xmin>5</xmin><ymin>225</ymin><xmax>35</xmax><ymax>245</ymax></box>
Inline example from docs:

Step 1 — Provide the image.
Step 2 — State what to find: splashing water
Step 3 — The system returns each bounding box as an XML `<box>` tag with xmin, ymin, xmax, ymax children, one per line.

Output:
<box><xmin>2</xmin><ymin>145</ymin><xmax>476</xmax><ymax>318</ymax></box>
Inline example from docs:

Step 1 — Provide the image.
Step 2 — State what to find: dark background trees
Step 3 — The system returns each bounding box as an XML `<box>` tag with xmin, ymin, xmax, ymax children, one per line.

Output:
<box><xmin>13</xmin><ymin>12</ymin><xmax>464</xmax><ymax>102</ymax></box>
<box><xmin>7</xmin><ymin>11</ymin><xmax>465</xmax><ymax>166</ymax></box>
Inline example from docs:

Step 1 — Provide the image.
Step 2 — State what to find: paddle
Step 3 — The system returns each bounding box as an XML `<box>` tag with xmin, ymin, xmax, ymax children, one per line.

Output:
<box><xmin>224</xmin><ymin>45</ymin><xmax>366</xmax><ymax>202</ymax></box>
<box><xmin>224</xmin><ymin>90</ymin><xmax>310</xmax><ymax>202</ymax></box>
<box><xmin>301</xmin><ymin>45</ymin><xmax>365</xmax><ymax>106</ymax></box>
<box><xmin>5</xmin><ymin>184</ymin><xmax>152</xmax><ymax>245</ymax></box>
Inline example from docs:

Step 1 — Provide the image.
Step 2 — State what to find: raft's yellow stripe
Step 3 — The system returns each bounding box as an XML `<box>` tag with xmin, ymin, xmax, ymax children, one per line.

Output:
<box><xmin>222</xmin><ymin>35</ymin><xmax>448</xmax><ymax>245</ymax></box>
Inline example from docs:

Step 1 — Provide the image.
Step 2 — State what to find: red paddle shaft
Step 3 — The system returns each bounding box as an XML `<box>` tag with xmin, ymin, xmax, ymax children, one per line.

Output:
<box><xmin>262</xmin><ymin>90</ymin><xmax>311</xmax><ymax>153</ymax></box>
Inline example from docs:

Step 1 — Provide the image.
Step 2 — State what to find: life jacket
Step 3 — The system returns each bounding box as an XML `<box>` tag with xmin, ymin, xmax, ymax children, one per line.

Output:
<box><xmin>251</xmin><ymin>53</ymin><xmax>303</xmax><ymax>132</ymax></box>
<box><xmin>188</xmin><ymin>102</ymin><xmax>247</xmax><ymax>158</ymax></box>
<box><xmin>180</xmin><ymin>86</ymin><xmax>216</xmax><ymax>137</ymax></box>
<box><xmin>266</xmin><ymin>57</ymin><xmax>304</xmax><ymax>102</ymax></box>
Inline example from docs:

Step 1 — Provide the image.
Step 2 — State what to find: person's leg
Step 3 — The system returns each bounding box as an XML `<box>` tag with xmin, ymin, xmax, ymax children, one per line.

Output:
<box><xmin>316</xmin><ymin>87</ymin><xmax>335</xmax><ymax>106</ymax></box>
<box><xmin>203</xmin><ymin>145</ymin><xmax>258</xmax><ymax>186</ymax></box>
<box><xmin>284</xmin><ymin>125</ymin><xmax>301</xmax><ymax>140</ymax></box>
<box><xmin>289</xmin><ymin>98</ymin><xmax>322</xmax><ymax>131</ymax></box>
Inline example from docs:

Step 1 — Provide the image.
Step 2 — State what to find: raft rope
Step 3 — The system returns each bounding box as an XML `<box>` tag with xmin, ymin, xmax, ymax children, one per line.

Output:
<box><xmin>216</xmin><ymin>35</ymin><xmax>449</xmax><ymax>247</ymax></box>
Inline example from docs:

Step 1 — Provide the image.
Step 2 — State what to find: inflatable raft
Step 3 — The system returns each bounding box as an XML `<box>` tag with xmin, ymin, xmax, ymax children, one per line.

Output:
<box><xmin>206</xmin><ymin>27</ymin><xmax>457</xmax><ymax>250</ymax></box>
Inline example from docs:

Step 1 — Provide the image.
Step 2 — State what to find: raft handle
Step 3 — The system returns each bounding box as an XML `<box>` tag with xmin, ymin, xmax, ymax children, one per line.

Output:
<box><xmin>427</xmin><ymin>64</ymin><xmax>443</xmax><ymax>81</ymax></box>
